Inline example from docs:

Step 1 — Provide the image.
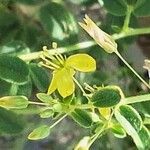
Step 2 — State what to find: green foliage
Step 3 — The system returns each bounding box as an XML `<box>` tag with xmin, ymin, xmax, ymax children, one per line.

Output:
<box><xmin>29</xmin><ymin>63</ymin><xmax>50</xmax><ymax>92</ymax></box>
<box><xmin>134</xmin><ymin>0</ymin><xmax>150</xmax><ymax>16</ymax></box>
<box><xmin>36</xmin><ymin>93</ymin><xmax>54</xmax><ymax>104</ymax></box>
<box><xmin>103</xmin><ymin>0</ymin><xmax>127</xmax><ymax>16</ymax></box>
<box><xmin>0</xmin><ymin>55</ymin><xmax>29</xmax><ymax>84</ymax></box>
<box><xmin>91</xmin><ymin>86</ymin><xmax>121</xmax><ymax>107</ymax></box>
<box><xmin>103</xmin><ymin>0</ymin><xmax>150</xmax><ymax>17</ymax></box>
<box><xmin>115</xmin><ymin>105</ymin><xmax>146</xmax><ymax>149</ymax></box>
<box><xmin>111</xmin><ymin>124</ymin><xmax>126</xmax><ymax>138</ymax></box>
<box><xmin>71</xmin><ymin>109</ymin><xmax>93</xmax><ymax>128</ymax></box>
<box><xmin>0</xmin><ymin>41</ymin><xmax>30</xmax><ymax>56</ymax></box>
<box><xmin>28</xmin><ymin>125</ymin><xmax>50</xmax><ymax>140</ymax></box>
<box><xmin>39</xmin><ymin>2</ymin><xmax>78</xmax><ymax>46</ymax></box>
<box><xmin>39</xmin><ymin>108</ymin><xmax>54</xmax><ymax>118</ymax></box>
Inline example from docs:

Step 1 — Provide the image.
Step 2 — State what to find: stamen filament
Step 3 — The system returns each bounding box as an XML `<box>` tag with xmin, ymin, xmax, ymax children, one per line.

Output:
<box><xmin>40</xmin><ymin>56</ymin><xmax>60</xmax><ymax>69</ymax></box>
<box><xmin>39</xmin><ymin>62</ymin><xmax>55</xmax><ymax>70</ymax></box>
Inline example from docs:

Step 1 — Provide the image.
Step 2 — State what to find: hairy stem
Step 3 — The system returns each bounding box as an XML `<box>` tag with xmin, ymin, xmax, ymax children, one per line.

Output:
<box><xmin>19</xmin><ymin>27</ymin><xmax>150</xmax><ymax>62</ymax></box>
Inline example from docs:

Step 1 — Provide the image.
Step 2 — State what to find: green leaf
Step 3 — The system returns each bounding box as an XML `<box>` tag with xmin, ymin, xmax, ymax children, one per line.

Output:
<box><xmin>115</xmin><ymin>105</ymin><xmax>145</xmax><ymax>149</ymax></box>
<box><xmin>138</xmin><ymin>126</ymin><xmax>150</xmax><ymax>150</ymax></box>
<box><xmin>0</xmin><ymin>96</ymin><xmax>29</xmax><ymax>109</ymax></box>
<box><xmin>103</xmin><ymin>0</ymin><xmax>127</xmax><ymax>16</ymax></box>
<box><xmin>0</xmin><ymin>41</ymin><xmax>30</xmax><ymax>56</ymax></box>
<box><xmin>0</xmin><ymin>79</ymin><xmax>11</xmax><ymax>96</ymax></box>
<box><xmin>0</xmin><ymin>107</ymin><xmax>25</xmax><ymax>134</ymax></box>
<box><xmin>40</xmin><ymin>108</ymin><xmax>54</xmax><ymax>118</ymax></box>
<box><xmin>70</xmin><ymin>109</ymin><xmax>93</xmax><ymax>128</ymax></box>
<box><xmin>111</xmin><ymin>124</ymin><xmax>126</xmax><ymax>138</ymax></box>
<box><xmin>119</xmin><ymin>105</ymin><xmax>142</xmax><ymax>131</ymax></box>
<box><xmin>0</xmin><ymin>55</ymin><xmax>29</xmax><ymax>84</ymax></box>
<box><xmin>134</xmin><ymin>0</ymin><xmax>150</xmax><ymax>16</ymax></box>
<box><xmin>36</xmin><ymin>93</ymin><xmax>54</xmax><ymax>104</ymax></box>
<box><xmin>29</xmin><ymin>63</ymin><xmax>49</xmax><ymax>92</ymax></box>
<box><xmin>39</xmin><ymin>2</ymin><xmax>78</xmax><ymax>45</ymax></box>
<box><xmin>1</xmin><ymin>58</ymin><xmax>26</xmax><ymax>84</ymax></box>
<box><xmin>91</xmin><ymin>86</ymin><xmax>122</xmax><ymax>107</ymax></box>
<box><xmin>28</xmin><ymin>125</ymin><xmax>50</xmax><ymax>140</ymax></box>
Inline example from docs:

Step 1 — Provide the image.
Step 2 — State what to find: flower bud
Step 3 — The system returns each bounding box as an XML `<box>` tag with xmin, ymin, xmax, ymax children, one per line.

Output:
<box><xmin>74</xmin><ymin>136</ymin><xmax>90</xmax><ymax>150</ymax></box>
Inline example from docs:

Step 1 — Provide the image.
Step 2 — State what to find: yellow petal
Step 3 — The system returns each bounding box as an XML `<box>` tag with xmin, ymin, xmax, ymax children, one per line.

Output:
<box><xmin>47</xmin><ymin>71</ymin><xmax>58</xmax><ymax>95</ymax></box>
<box><xmin>79</xmin><ymin>15</ymin><xmax>117</xmax><ymax>53</ymax></box>
<box><xmin>99</xmin><ymin>108</ymin><xmax>111</xmax><ymax>120</ymax></box>
<box><xmin>66</xmin><ymin>54</ymin><xmax>96</xmax><ymax>72</ymax></box>
<box><xmin>57</xmin><ymin>68</ymin><xmax>75</xmax><ymax>98</ymax></box>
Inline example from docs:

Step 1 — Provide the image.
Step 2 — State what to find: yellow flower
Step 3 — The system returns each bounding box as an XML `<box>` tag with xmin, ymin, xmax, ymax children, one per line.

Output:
<box><xmin>40</xmin><ymin>50</ymin><xmax>96</xmax><ymax>98</ymax></box>
<box><xmin>79</xmin><ymin>15</ymin><xmax>117</xmax><ymax>53</ymax></box>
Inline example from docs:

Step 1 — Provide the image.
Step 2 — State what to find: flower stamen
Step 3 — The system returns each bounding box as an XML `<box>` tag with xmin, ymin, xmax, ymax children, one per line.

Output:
<box><xmin>40</xmin><ymin>55</ymin><xmax>60</xmax><ymax>69</ymax></box>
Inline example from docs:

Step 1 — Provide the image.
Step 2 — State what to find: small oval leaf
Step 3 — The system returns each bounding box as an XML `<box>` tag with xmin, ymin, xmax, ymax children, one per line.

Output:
<box><xmin>40</xmin><ymin>109</ymin><xmax>54</xmax><ymax>118</ymax></box>
<box><xmin>29</xmin><ymin>63</ymin><xmax>49</xmax><ymax>92</ymax></box>
<box><xmin>111</xmin><ymin>124</ymin><xmax>126</xmax><ymax>138</ymax></box>
<box><xmin>70</xmin><ymin>109</ymin><xmax>93</xmax><ymax>128</ymax></box>
<box><xmin>119</xmin><ymin>105</ymin><xmax>142</xmax><ymax>131</ymax></box>
<box><xmin>28</xmin><ymin>125</ymin><xmax>50</xmax><ymax>140</ymax></box>
<box><xmin>36</xmin><ymin>93</ymin><xmax>54</xmax><ymax>104</ymax></box>
<box><xmin>91</xmin><ymin>86</ymin><xmax>122</xmax><ymax>107</ymax></box>
<box><xmin>0</xmin><ymin>55</ymin><xmax>29</xmax><ymax>84</ymax></box>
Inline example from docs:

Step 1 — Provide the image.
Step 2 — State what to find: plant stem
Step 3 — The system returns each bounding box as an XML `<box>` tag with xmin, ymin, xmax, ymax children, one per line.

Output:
<box><xmin>123</xmin><ymin>94</ymin><xmax>150</xmax><ymax>105</ymax></box>
<box><xmin>89</xmin><ymin>109</ymin><xmax>115</xmax><ymax>147</ymax></box>
<box><xmin>115</xmin><ymin>50</ymin><xmax>150</xmax><ymax>90</ymax></box>
<box><xmin>9</xmin><ymin>83</ymin><xmax>18</xmax><ymax>95</ymax></box>
<box><xmin>122</xmin><ymin>5</ymin><xmax>133</xmax><ymax>31</ymax></box>
<box><xmin>89</xmin><ymin>124</ymin><xmax>106</xmax><ymax>147</ymax></box>
<box><xmin>29</xmin><ymin>101</ymin><xmax>50</xmax><ymax>106</ymax></box>
<box><xmin>73</xmin><ymin>77</ymin><xmax>90</xmax><ymax>101</ymax></box>
<box><xmin>18</xmin><ymin>27</ymin><xmax>150</xmax><ymax>62</ymax></box>
<box><xmin>19</xmin><ymin>41</ymin><xmax>95</xmax><ymax>61</ymax></box>
<box><xmin>50</xmin><ymin>114</ymin><xmax>68</xmax><ymax>129</ymax></box>
<box><xmin>113</xmin><ymin>27</ymin><xmax>150</xmax><ymax>40</ymax></box>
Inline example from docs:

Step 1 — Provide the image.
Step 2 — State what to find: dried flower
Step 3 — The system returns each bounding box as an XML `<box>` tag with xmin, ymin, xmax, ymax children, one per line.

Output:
<box><xmin>79</xmin><ymin>15</ymin><xmax>117</xmax><ymax>53</ymax></box>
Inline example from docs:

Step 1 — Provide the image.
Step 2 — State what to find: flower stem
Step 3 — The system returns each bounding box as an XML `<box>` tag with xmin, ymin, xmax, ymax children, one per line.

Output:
<box><xmin>50</xmin><ymin>114</ymin><xmax>68</xmax><ymax>129</ymax></box>
<box><xmin>29</xmin><ymin>101</ymin><xmax>49</xmax><ymax>106</ymax></box>
<box><xmin>122</xmin><ymin>5</ymin><xmax>133</xmax><ymax>31</ymax></box>
<box><xmin>73</xmin><ymin>77</ymin><xmax>90</xmax><ymax>101</ymax></box>
<box><xmin>115</xmin><ymin>51</ymin><xmax>150</xmax><ymax>90</ymax></box>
